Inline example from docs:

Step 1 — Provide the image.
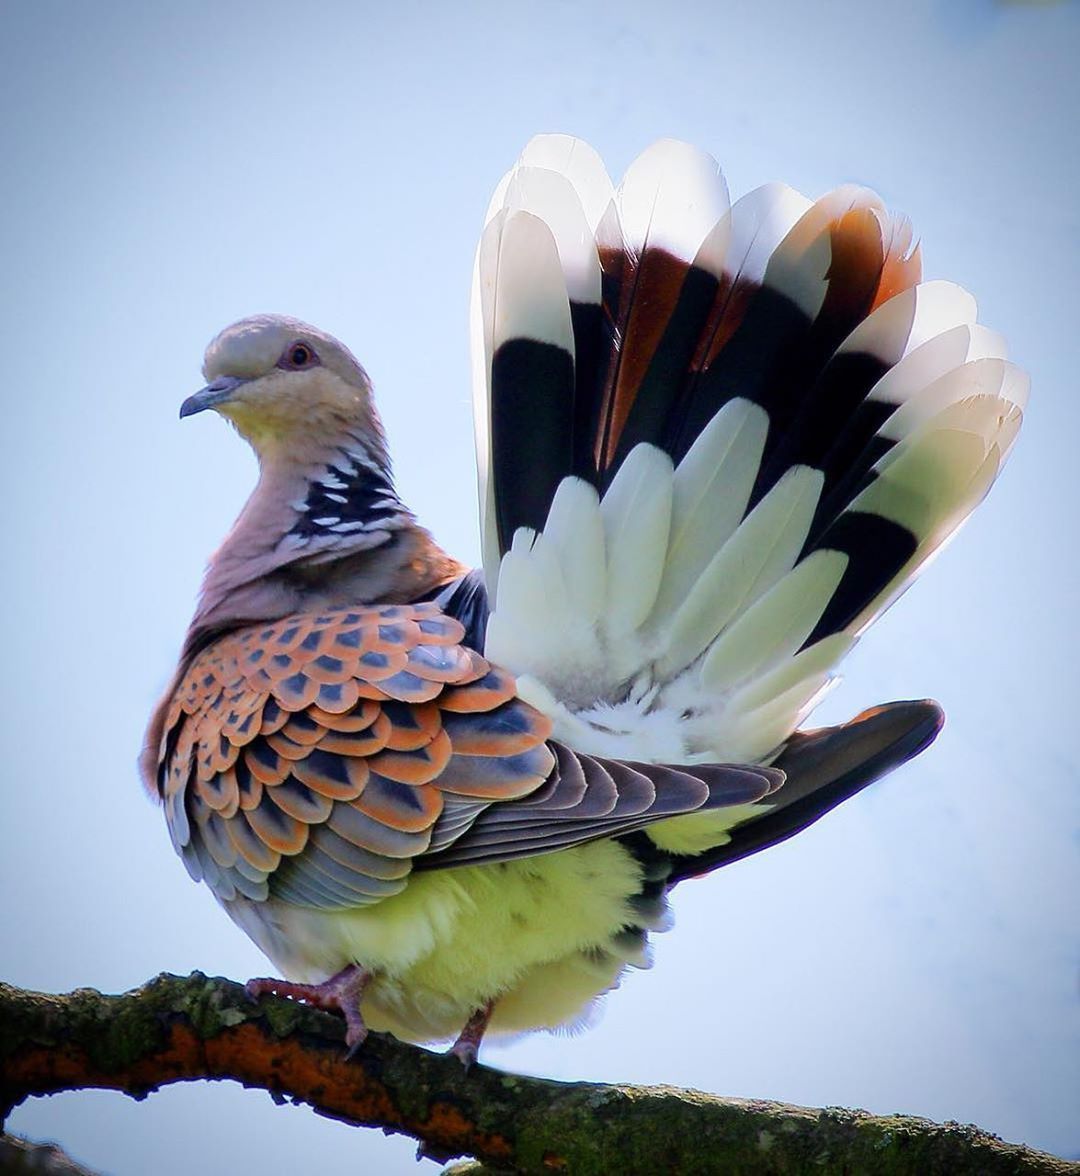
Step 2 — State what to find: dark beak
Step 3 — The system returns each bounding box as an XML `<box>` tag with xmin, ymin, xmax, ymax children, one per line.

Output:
<box><xmin>179</xmin><ymin>375</ymin><xmax>248</xmax><ymax>419</ymax></box>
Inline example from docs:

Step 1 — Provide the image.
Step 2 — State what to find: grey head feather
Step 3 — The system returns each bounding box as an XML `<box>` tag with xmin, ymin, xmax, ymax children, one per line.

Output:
<box><xmin>203</xmin><ymin>313</ymin><xmax>372</xmax><ymax>392</ymax></box>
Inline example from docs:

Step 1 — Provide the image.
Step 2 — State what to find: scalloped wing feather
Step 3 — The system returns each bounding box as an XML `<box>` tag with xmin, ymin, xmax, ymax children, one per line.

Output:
<box><xmin>158</xmin><ymin>603</ymin><xmax>553</xmax><ymax>907</ymax></box>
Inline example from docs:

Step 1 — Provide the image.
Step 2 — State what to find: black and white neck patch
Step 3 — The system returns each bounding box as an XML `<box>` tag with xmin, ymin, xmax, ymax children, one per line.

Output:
<box><xmin>286</xmin><ymin>448</ymin><xmax>410</xmax><ymax>547</ymax></box>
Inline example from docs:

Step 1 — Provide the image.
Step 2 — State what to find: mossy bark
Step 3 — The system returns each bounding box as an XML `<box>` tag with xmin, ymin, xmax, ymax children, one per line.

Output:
<box><xmin>1</xmin><ymin>974</ymin><xmax>1075</xmax><ymax>1176</ymax></box>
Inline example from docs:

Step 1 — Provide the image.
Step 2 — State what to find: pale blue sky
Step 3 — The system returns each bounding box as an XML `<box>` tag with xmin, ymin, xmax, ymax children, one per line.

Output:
<box><xmin>1</xmin><ymin>1</ymin><xmax>1077</xmax><ymax>1171</ymax></box>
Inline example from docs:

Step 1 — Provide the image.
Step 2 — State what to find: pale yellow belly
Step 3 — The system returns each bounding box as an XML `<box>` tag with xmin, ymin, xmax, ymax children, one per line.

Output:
<box><xmin>225</xmin><ymin>838</ymin><xmax>657</xmax><ymax>1042</ymax></box>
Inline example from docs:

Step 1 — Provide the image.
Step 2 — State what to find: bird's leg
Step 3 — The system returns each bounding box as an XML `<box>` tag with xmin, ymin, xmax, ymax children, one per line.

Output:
<box><xmin>448</xmin><ymin>999</ymin><xmax>495</xmax><ymax>1069</ymax></box>
<box><xmin>246</xmin><ymin>963</ymin><xmax>372</xmax><ymax>1055</ymax></box>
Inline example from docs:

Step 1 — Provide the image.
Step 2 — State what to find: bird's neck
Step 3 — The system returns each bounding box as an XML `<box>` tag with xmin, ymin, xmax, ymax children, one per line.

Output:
<box><xmin>185</xmin><ymin>431</ymin><xmax>465</xmax><ymax>657</ymax></box>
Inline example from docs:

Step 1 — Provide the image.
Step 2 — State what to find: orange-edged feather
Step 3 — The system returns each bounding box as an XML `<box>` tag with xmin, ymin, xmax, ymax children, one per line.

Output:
<box><xmin>265</xmin><ymin>778</ymin><xmax>334</xmax><ymax>824</ymax></box>
<box><xmin>265</xmin><ymin>730</ymin><xmax>325</xmax><ymax>761</ymax></box>
<box><xmin>437</xmin><ymin>666</ymin><xmax>518</xmax><ymax>713</ymax></box>
<box><xmin>440</xmin><ymin>702</ymin><xmax>553</xmax><ymax>756</ymax></box>
<box><xmin>269</xmin><ymin>672</ymin><xmax>323</xmax><ymax>712</ymax></box>
<box><xmin>246</xmin><ymin>794</ymin><xmax>311</xmax><ymax>855</ymax></box>
<box><xmin>368</xmin><ymin>728</ymin><xmax>454</xmax><ymax>785</ymax></box>
<box><xmin>369</xmin><ymin>670</ymin><xmax>447</xmax><ymax>705</ymax></box>
<box><xmin>195</xmin><ymin>769</ymin><xmax>240</xmax><ymax>818</ymax></box>
<box><xmin>292</xmin><ymin>750</ymin><xmax>371</xmax><ymax>800</ymax></box>
<box><xmin>281</xmin><ymin>712</ymin><xmax>333</xmax><ymax>746</ymax></box>
<box><xmin>352</xmin><ymin>773</ymin><xmax>445</xmax><ymax>832</ymax></box>
<box><xmin>381</xmin><ymin>700</ymin><xmax>443</xmax><ymax>751</ymax></box>
<box><xmin>328</xmin><ymin>671</ymin><xmax>386</xmax><ymax>710</ymax></box>
<box><xmin>224</xmin><ymin>810</ymin><xmax>282</xmax><ymax>874</ymax></box>
<box><xmin>243</xmin><ymin>739</ymin><xmax>293</xmax><ymax>786</ymax></box>
<box><xmin>415</xmin><ymin>614</ymin><xmax>468</xmax><ymax>644</ymax></box>
<box><xmin>259</xmin><ymin>699</ymin><xmax>290</xmax><ymax>735</ymax></box>
<box><xmin>307</xmin><ymin>699</ymin><xmax>381</xmax><ymax>732</ymax></box>
<box><xmin>315</xmin><ymin>709</ymin><xmax>392</xmax><ymax>757</ymax></box>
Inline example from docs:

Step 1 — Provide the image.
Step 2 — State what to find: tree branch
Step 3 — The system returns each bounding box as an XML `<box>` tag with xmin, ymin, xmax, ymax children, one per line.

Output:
<box><xmin>1</xmin><ymin>974</ymin><xmax>1074</xmax><ymax>1175</ymax></box>
<box><xmin>0</xmin><ymin>1133</ymin><xmax>105</xmax><ymax>1176</ymax></box>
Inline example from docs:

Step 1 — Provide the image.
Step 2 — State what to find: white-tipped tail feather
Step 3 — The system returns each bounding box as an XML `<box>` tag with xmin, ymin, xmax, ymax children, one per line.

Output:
<box><xmin>472</xmin><ymin>135</ymin><xmax>1024</xmax><ymax>772</ymax></box>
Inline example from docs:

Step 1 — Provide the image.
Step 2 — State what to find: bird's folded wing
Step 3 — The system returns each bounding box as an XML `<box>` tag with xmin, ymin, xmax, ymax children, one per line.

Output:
<box><xmin>156</xmin><ymin>602</ymin><xmax>782</xmax><ymax>910</ymax></box>
<box><xmin>417</xmin><ymin>746</ymin><xmax>780</xmax><ymax>869</ymax></box>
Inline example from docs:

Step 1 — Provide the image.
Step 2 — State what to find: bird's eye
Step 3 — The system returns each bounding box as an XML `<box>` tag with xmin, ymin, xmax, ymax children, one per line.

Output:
<box><xmin>283</xmin><ymin>342</ymin><xmax>316</xmax><ymax>369</ymax></box>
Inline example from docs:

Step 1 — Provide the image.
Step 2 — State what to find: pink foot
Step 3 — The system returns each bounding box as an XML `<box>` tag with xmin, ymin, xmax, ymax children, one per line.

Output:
<box><xmin>448</xmin><ymin>1000</ymin><xmax>494</xmax><ymax>1069</ymax></box>
<box><xmin>246</xmin><ymin>964</ymin><xmax>372</xmax><ymax>1056</ymax></box>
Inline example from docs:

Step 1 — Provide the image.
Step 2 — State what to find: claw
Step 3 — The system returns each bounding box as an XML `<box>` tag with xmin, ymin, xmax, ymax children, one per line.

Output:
<box><xmin>448</xmin><ymin>1000</ymin><xmax>494</xmax><ymax>1070</ymax></box>
<box><xmin>245</xmin><ymin>964</ymin><xmax>372</xmax><ymax>1054</ymax></box>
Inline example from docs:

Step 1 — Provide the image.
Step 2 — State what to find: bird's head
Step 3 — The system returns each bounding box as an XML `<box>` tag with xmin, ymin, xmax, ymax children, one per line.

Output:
<box><xmin>180</xmin><ymin>314</ymin><xmax>384</xmax><ymax>463</ymax></box>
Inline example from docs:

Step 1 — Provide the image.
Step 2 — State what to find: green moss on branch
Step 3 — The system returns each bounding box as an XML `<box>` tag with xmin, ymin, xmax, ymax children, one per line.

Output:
<box><xmin>1</xmin><ymin>974</ymin><xmax>1075</xmax><ymax>1175</ymax></box>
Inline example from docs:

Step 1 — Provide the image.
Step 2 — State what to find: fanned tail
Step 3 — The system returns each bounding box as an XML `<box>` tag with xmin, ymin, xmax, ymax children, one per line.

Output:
<box><xmin>470</xmin><ymin>135</ymin><xmax>1025</xmax><ymax>775</ymax></box>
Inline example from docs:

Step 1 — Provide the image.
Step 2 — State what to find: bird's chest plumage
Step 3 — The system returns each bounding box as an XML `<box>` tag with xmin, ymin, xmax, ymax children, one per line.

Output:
<box><xmin>224</xmin><ymin>839</ymin><xmax>655</xmax><ymax>1042</ymax></box>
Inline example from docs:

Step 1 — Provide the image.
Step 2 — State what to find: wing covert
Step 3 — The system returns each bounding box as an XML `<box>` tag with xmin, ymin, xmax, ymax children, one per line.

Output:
<box><xmin>157</xmin><ymin>602</ymin><xmax>553</xmax><ymax>908</ymax></box>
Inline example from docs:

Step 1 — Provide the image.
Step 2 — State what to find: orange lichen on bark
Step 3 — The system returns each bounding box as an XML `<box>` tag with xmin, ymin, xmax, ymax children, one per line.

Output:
<box><xmin>4</xmin><ymin>977</ymin><xmax>1075</xmax><ymax>1176</ymax></box>
<box><xmin>1</xmin><ymin>997</ymin><xmax>512</xmax><ymax>1165</ymax></box>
